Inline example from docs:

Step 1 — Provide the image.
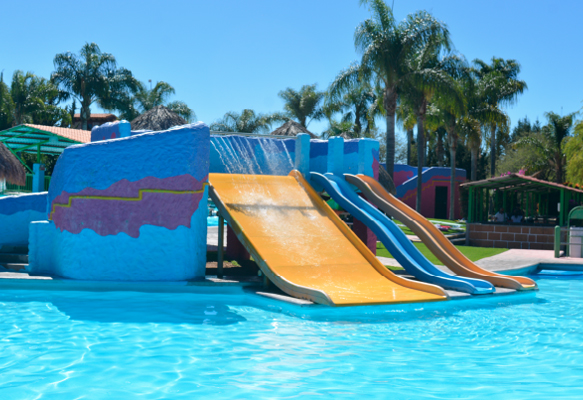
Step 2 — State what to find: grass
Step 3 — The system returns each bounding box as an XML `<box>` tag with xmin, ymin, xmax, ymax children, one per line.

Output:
<box><xmin>392</xmin><ymin>218</ymin><xmax>465</xmax><ymax>236</ymax></box>
<box><xmin>377</xmin><ymin>241</ymin><xmax>507</xmax><ymax>266</ymax></box>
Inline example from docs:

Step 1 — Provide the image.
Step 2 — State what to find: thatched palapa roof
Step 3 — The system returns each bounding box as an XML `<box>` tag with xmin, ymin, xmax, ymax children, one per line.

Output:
<box><xmin>0</xmin><ymin>142</ymin><xmax>26</xmax><ymax>186</ymax></box>
<box><xmin>130</xmin><ymin>105</ymin><xmax>187</xmax><ymax>131</ymax></box>
<box><xmin>270</xmin><ymin>120</ymin><xmax>318</xmax><ymax>139</ymax></box>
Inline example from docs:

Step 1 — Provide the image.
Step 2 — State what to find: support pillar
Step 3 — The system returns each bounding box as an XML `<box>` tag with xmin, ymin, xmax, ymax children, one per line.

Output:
<box><xmin>226</xmin><ymin>225</ymin><xmax>249</xmax><ymax>261</ymax></box>
<box><xmin>327</xmin><ymin>137</ymin><xmax>344</xmax><ymax>176</ymax></box>
<box><xmin>294</xmin><ymin>133</ymin><xmax>310</xmax><ymax>177</ymax></box>
<box><xmin>217</xmin><ymin>216</ymin><xmax>224</xmax><ymax>279</ymax></box>
<box><xmin>352</xmin><ymin>216</ymin><xmax>377</xmax><ymax>255</ymax></box>
<box><xmin>32</xmin><ymin>163</ymin><xmax>45</xmax><ymax>192</ymax></box>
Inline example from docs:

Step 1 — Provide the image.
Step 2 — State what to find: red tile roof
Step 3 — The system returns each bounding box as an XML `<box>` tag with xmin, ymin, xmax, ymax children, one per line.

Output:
<box><xmin>24</xmin><ymin>124</ymin><xmax>91</xmax><ymax>143</ymax></box>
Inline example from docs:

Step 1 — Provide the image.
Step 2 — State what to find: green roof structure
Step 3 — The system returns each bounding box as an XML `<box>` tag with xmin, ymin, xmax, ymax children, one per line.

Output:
<box><xmin>0</xmin><ymin>124</ymin><xmax>90</xmax><ymax>173</ymax></box>
<box><xmin>461</xmin><ymin>173</ymin><xmax>583</xmax><ymax>226</ymax></box>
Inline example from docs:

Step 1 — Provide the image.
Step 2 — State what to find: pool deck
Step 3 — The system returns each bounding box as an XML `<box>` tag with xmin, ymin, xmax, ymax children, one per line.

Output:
<box><xmin>1</xmin><ymin>246</ymin><xmax>582</xmax><ymax>307</ymax></box>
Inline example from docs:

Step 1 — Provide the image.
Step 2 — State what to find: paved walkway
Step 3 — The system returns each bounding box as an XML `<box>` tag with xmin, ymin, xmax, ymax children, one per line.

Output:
<box><xmin>377</xmin><ymin>248</ymin><xmax>583</xmax><ymax>274</ymax></box>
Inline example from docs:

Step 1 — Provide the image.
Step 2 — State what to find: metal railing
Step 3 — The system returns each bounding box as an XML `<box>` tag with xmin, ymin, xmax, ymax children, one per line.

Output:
<box><xmin>554</xmin><ymin>226</ymin><xmax>583</xmax><ymax>258</ymax></box>
<box><xmin>1</xmin><ymin>174</ymin><xmax>51</xmax><ymax>195</ymax></box>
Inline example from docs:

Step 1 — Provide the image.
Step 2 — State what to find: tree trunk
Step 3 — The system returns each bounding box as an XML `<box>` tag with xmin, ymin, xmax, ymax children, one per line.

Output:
<box><xmin>436</xmin><ymin>133</ymin><xmax>444</xmax><ymax>167</ymax></box>
<box><xmin>406</xmin><ymin>128</ymin><xmax>413</xmax><ymax>165</ymax></box>
<box><xmin>416</xmin><ymin>117</ymin><xmax>425</xmax><ymax>212</ymax></box>
<box><xmin>80</xmin><ymin>102</ymin><xmax>90</xmax><ymax>131</ymax></box>
<box><xmin>448</xmin><ymin>131</ymin><xmax>457</xmax><ymax>220</ymax></box>
<box><xmin>383</xmin><ymin>89</ymin><xmax>397</xmax><ymax>179</ymax></box>
<box><xmin>490</xmin><ymin>125</ymin><xmax>496</xmax><ymax>177</ymax></box>
<box><xmin>471</xmin><ymin>147</ymin><xmax>478</xmax><ymax>181</ymax></box>
<box><xmin>354</xmin><ymin>107</ymin><xmax>362</xmax><ymax>136</ymax></box>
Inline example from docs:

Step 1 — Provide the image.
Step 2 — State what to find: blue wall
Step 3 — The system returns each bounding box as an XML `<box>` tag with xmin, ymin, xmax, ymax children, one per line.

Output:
<box><xmin>29</xmin><ymin>123</ymin><xmax>210</xmax><ymax>281</ymax></box>
<box><xmin>0</xmin><ymin>192</ymin><xmax>47</xmax><ymax>248</ymax></box>
<box><xmin>210</xmin><ymin>135</ymin><xmax>376</xmax><ymax>177</ymax></box>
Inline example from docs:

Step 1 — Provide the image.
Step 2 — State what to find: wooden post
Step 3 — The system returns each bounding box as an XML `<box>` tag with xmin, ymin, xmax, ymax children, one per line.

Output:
<box><xmin>468</xmin><ymin>187</ymin><xmax>474</xmax><ymax>223</ymax></box>
<box><xmin>217</xmin><ymin>216</ymin><xmax>224</xmax><ymax>279</ymax></box>
<box><xmin>560</xmin><ymin>189</ymin><xmax>565</xmax><ymax>226</ymax></box>
<box><xmin>554</xmin><ymin>225</ymin><xmax>561</xmax><ymax>258</ymax></box>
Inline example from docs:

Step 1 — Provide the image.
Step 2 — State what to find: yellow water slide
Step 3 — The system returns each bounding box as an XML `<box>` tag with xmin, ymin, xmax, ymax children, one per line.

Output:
<box><xmin>346</xmin><ymin>174</ymin><xmax>537</xmax><ymax>291</ymax></box>
<box><xmin>208</xmin><ymin>171</ymin><xmax>448</xmax><ymax>306</ymax></box>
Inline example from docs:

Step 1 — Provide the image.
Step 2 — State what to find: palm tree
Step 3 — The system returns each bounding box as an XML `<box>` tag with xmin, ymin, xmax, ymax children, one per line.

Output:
<box><xmin>0</xmin><ymin>72</ymin><xmax>13</xmax><ymax>130</ymax></box>
<box><xmin>9</xmin><ymin>71</ymin><xmax>70</xmax><ymax>127</ymax></box>
<box><xmin>399</xmin><ymin>37</ymin><xmax>463</xmax><ymax>212</ymax></box>
<box><xmin>396</xmin><ymin>103</ymin><xmax>416</xmax><ymax>165</ymax></box>
<box><xmin>134</xmin><ymin>81</ymin><xmax>175</xmax><ymax>111</ymax></box>
<box><xmin>350</xmin><ymin>0</ymin><xmax>450</xmax><ymax>178</ymax></box>
<box><xmin>517</xmin><ymin>111</ymin><xmax>577</xmax><ymax>183</ymax></box>
<box><xmin>472</xmin><ymin>57</ymin><xmax>527</xmax><ymax>177</ymax></box>
<box><xmin>166</xmin><ymin>101</ymin><xmax>195</xmax><ymax>122</ymax></box>
<box><xmin>51</xmin><ymin>42</ymin><xmax>138</xmax><ymax>130</ymax></box>
<box><xmin>278</xmin><ymin>84</ymin><xmax>324</xmax><ymax>128</ymax></box>
<box><xmin>327</xmin><ymin>62</ymin><xmax>378</xmax><ymax>138</ymax></box>
<box><xmin>210</xmin><ymin>109</ymin><xmax>285</xmax><ymax>134</ymax></box>
<box><xmin>10</xmin><ymin>71</ymin><xmax>44</xmax><ymax>125</ymax></box>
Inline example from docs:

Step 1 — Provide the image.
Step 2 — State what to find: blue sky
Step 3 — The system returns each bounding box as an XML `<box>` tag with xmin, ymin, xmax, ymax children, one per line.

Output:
<box><xmin>1</xmin><ymin>0</ymin><xmax>582</xmax><ymax>139</ymax></box>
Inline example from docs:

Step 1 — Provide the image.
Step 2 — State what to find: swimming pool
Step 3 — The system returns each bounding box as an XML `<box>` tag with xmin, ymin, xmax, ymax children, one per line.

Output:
<box><xmin>0</xmin><ymin>276</ymin><xmax>580</xmax><ymax>399</ymax></box>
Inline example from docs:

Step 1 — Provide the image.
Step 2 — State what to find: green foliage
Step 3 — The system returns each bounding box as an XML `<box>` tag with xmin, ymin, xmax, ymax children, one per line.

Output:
<box><xmin>564</xmin><ymin>121</ymin><xmax>583</xmax><ymax>185</ymax></box>
<box><xmin>500</xmin><ymin>111</ymin><xmax>577</xmax><ymax>183</ymax></box>
<box><xmin>210</xmin><ymin>109</ymin><xmax>285</xmax><ymax>134</ymax></box>
<box><xmin>0</xmin><ymin>73</ymin><xmax>14</xmax><ymax>130</ymax></box>
<box><xmin>166</xmin><ymin>101</ymin><xmax>196</xmax><ymax>122</ymax></box>
<box><xmin>278</xmin><ymin>84</ymin><xmax>324</xmax><ymax>128</ymax></box>
<box><xmin>52</xmin><ymin>42</ymin><xmax>139</xmax><ymax>130</ymax></box>
<box><xmin>7</xmin><ymin>70</ymin><xmax>70</xmax><ymax>127</ymax></box>
<box><xmin>326</xmin><ymin>62</ymin><xmax>379</xmax><ymax>137</ymax></box>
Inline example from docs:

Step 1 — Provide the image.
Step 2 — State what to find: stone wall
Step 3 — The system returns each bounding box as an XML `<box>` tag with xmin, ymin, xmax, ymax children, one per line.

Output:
<box><xmin>468</xmin><ymin>223</ymin><xmax>561</xmax><ymax>250</ymax></box>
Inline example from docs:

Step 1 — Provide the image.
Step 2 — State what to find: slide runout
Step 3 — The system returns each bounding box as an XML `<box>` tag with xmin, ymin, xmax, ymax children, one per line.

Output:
<box><xmin>209</xmin><ymin>171</ymin><xmax>447</xmax><ymax>306</ymax></box>
<box><xmin>311</xmin><ymin>172</ymin><xmax>495</xmax><ymax>295</ymax></box>
<box><xmin>350</xmin><ymin>174</ymin><xmax>537</xmax><ymax>291</ymax></box>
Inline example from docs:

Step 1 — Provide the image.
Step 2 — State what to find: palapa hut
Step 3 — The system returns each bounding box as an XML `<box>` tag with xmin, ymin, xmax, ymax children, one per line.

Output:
<box><xmin>270</xmin><ymin>120</ymin><xmax>318</xmax><ymax>139</ymax></box>
<box><xmin>130</xmin><ymin>105</ymin><xmax>187</xmax><ymax>131</ymax></box>
<box><xmin>0</xmin><ymin>142</ymin><xmax>26</xmax><ymax>186</ymax></box>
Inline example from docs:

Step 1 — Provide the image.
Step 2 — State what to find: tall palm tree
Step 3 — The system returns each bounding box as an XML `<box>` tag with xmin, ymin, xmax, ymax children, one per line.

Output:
<box><xmin>210</xmin><ymin>109</ymin><xmax>285</xmax><ymax>134</ymax></box>
<box><xmin>350</xmin><ymin>0</ymin><xmax>450</xmax><ymax>178</ymax></box>
<box><xmin>52</xmin><ymin>43</ymin><xmax>138</xmax><ymax>130</ymax></box>
<box><xmin>473</xmin><ymin>57</ymin><xmax>527</xmax><ymax>177</ymax></box>
<box><xmin>400</xmin><ymin>37</ymin><xmax>463</xmax><ymax>212</ymax></box>
<box><xmin>278</xmin><ymin>84</ymin><xmax>325</xmax><ymax>128</ymax></box>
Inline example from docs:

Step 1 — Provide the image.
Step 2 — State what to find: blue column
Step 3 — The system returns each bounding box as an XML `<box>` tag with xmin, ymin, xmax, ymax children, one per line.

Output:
<box><xmin>327</xmin><ymin>137</ymin><xmax>344</xmax><ymax>176</ymax></box>
<box><xmin>32</xmin><ymin>163</ymin><xmax>45</xmax><ymax>192</ymax></box>
<box><xmin>294</xmin><ymin>133</ymin><xmax>311</xmax><ymax>177</ymax></box>
<box><xmin>358</xmin><ymin>138</ymin><xmax>379</xmax><ymax>177</ymax></box>
<box><xmin>119</xmin><ymin>120</ymin><xmax>131</xmax><ymax>138</ymax></box>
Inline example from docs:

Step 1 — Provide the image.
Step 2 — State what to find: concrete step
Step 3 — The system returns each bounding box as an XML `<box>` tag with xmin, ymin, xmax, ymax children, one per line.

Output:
<box><xmin>0</xmin><ymin>253</ymin><xmax>28</xmax><ymax>263</ymax></box>
<box><xmin>0</xmin><ymin>263</ymin><xmax>27</xmax><ymax>271</ymax></box>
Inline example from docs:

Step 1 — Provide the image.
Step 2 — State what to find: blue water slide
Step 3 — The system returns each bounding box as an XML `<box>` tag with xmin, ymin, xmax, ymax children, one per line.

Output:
<box><xmin>310</xmin><ymin>172</ymin><xmax>495</xmax><ymax>295</ymax></box>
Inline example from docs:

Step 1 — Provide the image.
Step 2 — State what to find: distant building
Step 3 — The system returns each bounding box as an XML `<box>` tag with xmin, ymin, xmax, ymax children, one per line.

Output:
<box><xmin>72</xmin><ymin>113</ymin><xmax>117</xmax><ymax>130</ymax></box>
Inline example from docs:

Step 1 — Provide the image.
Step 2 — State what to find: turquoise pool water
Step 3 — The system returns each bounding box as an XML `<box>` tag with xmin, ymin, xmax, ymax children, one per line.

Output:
<box><xmin>0</xmin><ymin>277</ymin><xmax>581</xmax><ymax>399</ymax></box>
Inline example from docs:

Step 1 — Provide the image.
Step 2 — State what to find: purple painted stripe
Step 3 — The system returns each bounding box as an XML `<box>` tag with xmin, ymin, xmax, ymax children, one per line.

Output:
<box><xmin>51</xmin><ymin>175</ymin><xmax>206</xmax><ymax>238</ymax></box>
